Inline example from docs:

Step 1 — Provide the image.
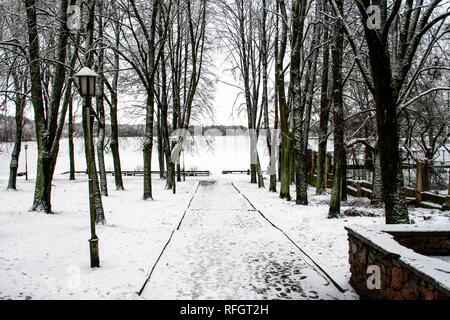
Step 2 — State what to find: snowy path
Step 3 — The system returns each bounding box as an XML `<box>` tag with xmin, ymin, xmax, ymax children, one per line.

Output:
<box><xmin>140</xmin><ymin>180</ymin><xmax>345</xmax><ymax>300</ymax></box>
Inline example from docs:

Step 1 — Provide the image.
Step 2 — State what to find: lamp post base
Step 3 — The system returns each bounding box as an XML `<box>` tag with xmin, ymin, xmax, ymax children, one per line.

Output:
<box><xmin>89</xmin><ymin>238</ymin><xmax>100</xmax><ymax>268</ymax></box>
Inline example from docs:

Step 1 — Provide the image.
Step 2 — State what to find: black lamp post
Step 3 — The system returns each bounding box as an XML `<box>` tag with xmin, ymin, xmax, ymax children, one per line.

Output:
<box><xmin>75</xmin><ymin>67</ymin><xmax>100</xmax><ymax>268</ymax></box>
<box><xmin>24</xmin><ymin>144</ymin><xmax>28</xmax><ymax>181</ymax></box>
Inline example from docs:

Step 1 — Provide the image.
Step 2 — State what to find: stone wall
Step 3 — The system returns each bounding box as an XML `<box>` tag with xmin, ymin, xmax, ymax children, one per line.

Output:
<box><xmin>390</xmin><ymin>232</ymin><xmax>450</xmax><ymax>256</ymax></box>
<box><xmin>347</xmin><ymin>226</ymin><xmax>450</xmax><ymax>300</ymax></box>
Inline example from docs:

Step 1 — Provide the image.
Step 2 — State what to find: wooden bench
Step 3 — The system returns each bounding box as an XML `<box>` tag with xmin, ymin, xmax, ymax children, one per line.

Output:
<box><xmin>222</xmin><ymin>170</ymin><xmax>251</xmax><ymax>175</ymax></box>
<box><xmin>183</xmin><ymin>171</ymin><xmax>211</xmax><ymax>176</ymax></box>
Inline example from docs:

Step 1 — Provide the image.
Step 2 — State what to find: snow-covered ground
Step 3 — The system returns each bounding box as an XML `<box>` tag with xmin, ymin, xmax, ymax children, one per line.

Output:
<box><xmin>0</xmin><ymin>137</ymin><xmax>449</xmax><ymax>300</ymax></box>
<box><xmin>233</xmin><ymin>178</ymin><xmax>450</xmax><ymax>291</ymax></box>
<box><xmin>0</xmin><ymin>175</ymin><xmax>198</xmax><ymax>299</ymax></box>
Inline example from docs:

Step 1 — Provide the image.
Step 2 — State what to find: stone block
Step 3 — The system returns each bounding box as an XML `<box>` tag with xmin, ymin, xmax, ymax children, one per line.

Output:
<box><xmin>351</xmin><ymin>242</ymin><xmax>357</xmax><ymax>254</ymax></box>
<box><xmin>401</xmin><ymin>287</ymin><xmax>416</xmax><ymax>300</ymax></box>
<box><xmin>360</xmin><ymin>246</ymin><xmax>367</xmax><ymax>264</ymax></box>
<box><xmin>418</xmin><ymin>286</ymin><xmax>435</xmax><ymax>300</ymax></box>
<box><xmin>391</xmin><ymin>289</ymin><xmax>403</xmax><ymax>300</ymax></box>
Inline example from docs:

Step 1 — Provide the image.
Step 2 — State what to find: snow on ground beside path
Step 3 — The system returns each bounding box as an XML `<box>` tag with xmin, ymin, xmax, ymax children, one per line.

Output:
<box><xmin>0</xmin><ymin>175</ymin><xmax>198</xmax><ymax>300</ymax></box>
<box><xmin>232</xmin><ymin>175</ymin><xmax>450</xmax><ymax>293</ymax></box>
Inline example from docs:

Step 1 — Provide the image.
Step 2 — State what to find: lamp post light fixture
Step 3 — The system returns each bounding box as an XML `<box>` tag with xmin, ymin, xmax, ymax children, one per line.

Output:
<box><xmin>76</xmin><ymin>67</ymin><xmax>97</xmax><ymax>97</ymax></box>
<box><xmin>24</xmin><ymin>144</ymin><xmax>28</xmax><ymax>181</ymax></box>
<box><xmin>75</xmin><ymin>66</ymin><xmax>100</xmax><ymax>268</ymax></box>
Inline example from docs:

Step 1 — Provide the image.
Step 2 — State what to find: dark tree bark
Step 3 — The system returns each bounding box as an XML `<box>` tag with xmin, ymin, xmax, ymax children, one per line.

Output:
<box><xmin>84</xmin><ymin>0</ymin><xmax>106</xmax><ymax>224</ymax></box>
<box><xmin>160</xmin><ymin>39</ymin><xmax>173</xmax><ymax>189</ymax></box>
<box><xmin>143</xmin><ymin>93</ymin><xmax>155</xmax><ymax>200</ymax></box>
<box><xmin>96</xmin><ymin>0</ymin><xmax>108</xmax><ymax>197</ymax></box>
<box><xmin>261</xmin><ymin>0</ymin><xmax>277</xmax><ymax>192</ymax></box>
<box><xmin>351</xmin><ymin>0</ymin><xmax>412</xmax><ymax>223</ymax></box>
<box><xmin>24</xmin><ymin>0</ymin><xmax>70</xmax><ymax>213</ymax></box>
<box><xmin>290</xmin><ymin>0</ymin><xmax>308</xmax><ymax>205</ymax></box>
<box><xmin>372</xmin><ymin>141</ymin><xmax>384</xmax><ymax>207</ymax></box>
<box><xmin>328</xmin><ymin>0</ymin><xmax>345</xmax><ymax>218</ymax></box>
<box><xmin>7</xmin><ymin>75</ymin><xmax>26</xmax><ymax>190</ymax></box>
<box><xmin>316</xmin><ymin>0</ymin><xmax>331</xmax><ymax>196</ymax></box>
<box><xmin>109</xmin><ymin>1</ymin><xmax>124</xmax><ymax>190</ymax></box>
<box><xmin>156</xmin><ymin>95</ymin><xmax>165</xmax><ymax>179</ymax></box>
<box><xmin>127</xmin><ymin>0</ymin><xmax>159</xmax><ymax>201</ymax></box>
<box><xmin>68</xmin><ymin>97</ymin><xmax>75</xmax><ymax>181</ymax></box>
<box><xmin>276</xmin><ymin>0</ymin><xmax>290</xmax><ymax>200</ymax></box>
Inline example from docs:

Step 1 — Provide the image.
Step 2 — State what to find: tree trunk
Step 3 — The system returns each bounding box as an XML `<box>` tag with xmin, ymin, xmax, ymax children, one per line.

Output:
<box><xmin>159</xmin><ymin>19</ymin><xmax>173</xmax><ymax>190</ymax></box>
<box><xmin>316</xmin><ymin>0</ymin><xmax>331</xmax><ymax>196</ymax></box>
<box><xmin>143</xmin><ymin>94</ymin><xmax>154</xmax><ymax>200</ymax></box>
<box><xmin>276</xmin><ymin>0</ymin><xmax>290</xmax><ymax>200</ymax></box>
<box><xmin>328</xmin><ymin>0</ymin><xmax>344</xmax><ymax>218</ymax></box>
<box><xmin>83</xmin><ymin>98</ymin><xmax>106</xmax><ymax>224</ymax></box>
<box><xmin>341</xmin><ymin>148</ymin><xmax>347</xmax><ymax>201</ymax></box>
<box><xmin>290</xmin><ymin>0</ymin><xmax>308</xmax><ymax>205</ymax></box>
<box><xmin>25</xmin><ymin>0</ymin><xmax>70</xmax><ymax>213</ymax></box>
<box><xmin>256</xmin><ymin>155</ymin><xmax>264</xmax><ymax>188</ymax></box>
<box><xmin>84</xmin><ymin>0</ymin><xmax>106</xmax><ymax>224</ymax></box>
<box><xmin>7</xmin><ymin>86</ymin><xmax>25</xmax><ymax>190</ymax></box>
<box><xmin>156</xmin><ymin>103</ymin><xmax>165</xmax><ymax>178</ymax></box>
<box><xmin>110</xmin><ymin>0</ymin><xmax>124</xmax><ymax>190</ymax></box>
<box><xmin>373</xmin><ymin>73</ymin><xmax>408</xmax><ymax>223</ymax></box>
<box><xmin>261</xmin><ymin>0</ymin><xmax>276</xmax><ymax>192</ymax></box>
<box><xmin>372</xmin><ymin>142</ymin><xmax>383</xmax><ymax>207</ymax></box>
<box><xmin>96</xmin><ymin>120</ymin><xmax>108</xmax><ymax>196</ymax></box>
<box><xmin>110</xmin><ymin>94</ymin><xmax>124</xmax><ymax>190</ymax></box>
<box><xmin>177</xmin><ymin>163</ymin><xmax>182</xmax><ymax>182</ymax></box>
<box><xmin>96</xmin><ymin>0</ymin><xmax>108</xmax><ymax>197</ymax></box>
<box><xmin>142</xmin><ymin>0</ymin><xmax>159</xmax><ymax>200</ymax></box>
<box><xmin>68</xmin><ymin>97</ymin><xmax>76</xmax><ymax>181</ymax></box>
<box><xmin>353</xmin><ymin>0</ymin><xmax>409</xmax><ymax>224</ymax></box>
<box><xmin>32</xmin><ymin>153</ymin><xmax>53</xmax><ymax>213</ymax></box>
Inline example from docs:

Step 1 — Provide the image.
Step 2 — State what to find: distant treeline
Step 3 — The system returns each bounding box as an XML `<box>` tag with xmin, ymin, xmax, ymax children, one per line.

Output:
<box><xmin>0</xmin><ymin>115</ymin><xmax>35</xmax><ymax>142</ymax></box>
<box><xmin>0</xmin><ymin>115</ymin><xmax>248</xmax><ymax>142</ymax></box>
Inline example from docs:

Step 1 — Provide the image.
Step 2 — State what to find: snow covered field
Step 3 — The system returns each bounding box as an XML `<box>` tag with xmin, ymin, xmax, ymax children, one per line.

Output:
<box><xmin>0</xmin><ymin>137</ymin><xmax>449</xmax><ymax>300</ymax></box>
<box><xmin>0</xmin><ymin>175</ymin><xmax>198</xmax><ymax>299</ymax></box>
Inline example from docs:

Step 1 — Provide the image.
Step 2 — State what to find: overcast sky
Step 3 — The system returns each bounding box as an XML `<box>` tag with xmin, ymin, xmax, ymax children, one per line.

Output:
<box><xmin>206</xmin><ymin>52</ymin><xmax>247</xmax><ymax>127</ymax></box>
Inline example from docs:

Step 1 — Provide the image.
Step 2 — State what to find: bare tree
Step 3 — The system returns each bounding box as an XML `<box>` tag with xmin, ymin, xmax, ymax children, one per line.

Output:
<box><xmin>0</xmin><ymin>2</ymin><xmax>29</xmax><ymax>190</ymax></box>
<box><xmin>96</xmin><ymin>0</ymin><xmax>108</xmax><ymax>196</ymax></box>
<box><xmin>116</xmin><ymin>0</ymin><xmax>169</xmax><ymax>200</ymax></box>
<box><xmin>316</xmin><ymin>0</ymin><xmax>332</xmax><ymax>195</ymax></box>
<box><xmin>330</xmin><ymin>0</ymin><xmax>449</xmax><ymax>223</ymax></box>
<box><xmin>328</xmin><ymin>0</ymin><xmax>345</xmax><ymax>218</ymax></box>
<box><xmin>82</xmin><ymin>0</ymin><xmax>106</xmax><ymax>223</ymax></box>
<box><xmin>24</xmin><ymin>0</ymin><xmax>74</xmax><ymax>212</ymax></box>
<box><xmin>104</xmin><ymin>0</ymin><xmax>125</xmax><ymax>190</ymax></box>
